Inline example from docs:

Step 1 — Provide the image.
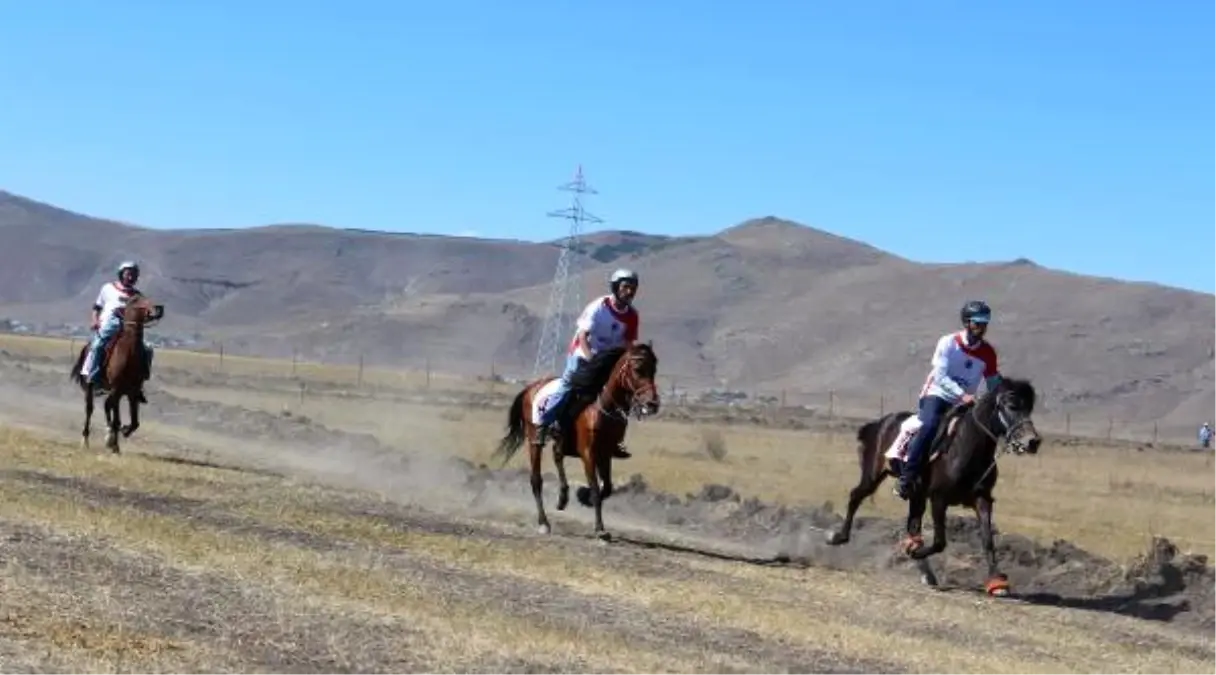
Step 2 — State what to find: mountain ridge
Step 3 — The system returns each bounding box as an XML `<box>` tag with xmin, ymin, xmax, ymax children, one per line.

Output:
<box><xmin>1</xmin><ymin>188</ymin><xmax>1211</xmax><ymax>435</ymax></box>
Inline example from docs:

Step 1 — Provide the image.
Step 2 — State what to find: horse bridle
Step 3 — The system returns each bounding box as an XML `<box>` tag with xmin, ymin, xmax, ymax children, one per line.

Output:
<box><xmin>967</xmin><ymin>391</ymin><xmax>1034</xmax><ymax>490</ymax></box>
<box><xmin>595</xmin><ymin>352</ymin><xmax>658</xmax><ymax>424</ymax></box>
<box><xmin>971</xmin><ymin>391</ymin><xmax>1034</xmax><ymax>453</ymax></box>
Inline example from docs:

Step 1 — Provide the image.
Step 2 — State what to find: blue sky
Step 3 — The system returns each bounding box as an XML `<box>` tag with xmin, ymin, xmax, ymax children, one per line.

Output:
<box><xmin>1</xmin><ymin>0</ymin><xmax>1212</xmax><ymax>292</ymax></box>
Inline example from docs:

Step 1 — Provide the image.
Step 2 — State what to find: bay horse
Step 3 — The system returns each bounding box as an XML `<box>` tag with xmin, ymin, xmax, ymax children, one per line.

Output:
<box><xmin>70</xmin><ymin>295</ymin><xmax>164</xmax><ymax>454</ymax></box>
<box><xmin>825</xmin><ymin>377</ymin><xmax>1042</xmax><ymax>595</ymax></box>
<box><xmin>494</xmin><ymin>342</ymin><xmax>660</xmax><ymax>541</ymax></box>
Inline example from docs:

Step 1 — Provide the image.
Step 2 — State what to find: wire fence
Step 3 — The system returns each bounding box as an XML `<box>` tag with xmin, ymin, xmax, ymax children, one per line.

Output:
<box><xmin>43</xmin><ymin>334</ymin><xmax>1213</xmax><ymax>449</ymax></box>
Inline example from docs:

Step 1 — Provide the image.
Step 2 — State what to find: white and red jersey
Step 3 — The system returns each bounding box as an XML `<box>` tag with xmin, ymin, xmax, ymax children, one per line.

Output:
<box><xmin>919</xmin><ymin>331</ymin><xmax>999</xmax><ymax>404</ymax></box>
<box><xmin>94</xmin><ymin>282</ymin><xmax>139</xmax><ymax>325</ymax></box>
<box><xmin>568</xmin><ymin>295</ymin><xmax>639</xmax><ymax>360</ymax></box>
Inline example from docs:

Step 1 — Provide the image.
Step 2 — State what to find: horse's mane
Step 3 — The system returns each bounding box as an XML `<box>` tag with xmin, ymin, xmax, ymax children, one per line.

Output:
<box><xmin>991</xmin><ymin>376</ymin><xmax>1036</xmax><ymax>412</ymax></box>
<box><xmin>568</xmin><ymin>347</ymin><xmax>628</xmax><ymax>395</ymax></box>
<box><xmin>968</xmin><ymin>376</ymin><xmax>1037</xmax><ymax>429</ymax></box>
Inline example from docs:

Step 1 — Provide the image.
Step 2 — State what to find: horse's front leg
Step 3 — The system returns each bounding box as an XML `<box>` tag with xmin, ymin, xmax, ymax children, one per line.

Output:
<box><xmin>104</xmin><ymin>394</ymin><xmax>121</xmax><ymax>454</ymax></box>
<box><xmin>551</xmin><ymin>437</ymin><xmax>570</xmax><ymax>511</ymax></box>
<box><xmin>576</xmin><ymin>448</ymin><xmax>608</xmax><ymax>541</ymax></box>
<box><xmin>974</xmin><ymin>494</ymin><xmax>1009</xmax><ymax>596</ymax></box>
<box><xmin>122</xmin><ymin>394</ymin><xmax>140</xmax><ymax>437</ymax></box>
<box><xmin>597</xmin><ymin>438</ymin><xmax>614</xmax><ymax>502</ymax></box>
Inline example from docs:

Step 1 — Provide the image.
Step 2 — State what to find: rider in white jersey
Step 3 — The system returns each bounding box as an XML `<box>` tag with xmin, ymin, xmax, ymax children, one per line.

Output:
<box><xmin>536</xmin><ymin>268</ymin><xmax>640</xmax><ymax>457</ymax></box>
<box><xmin>80</xmin><ymin>261</ymin><xmax>155</xmax><ymax>402</ymax></box>
<box><xmin>896</xmin><ymin>300</ymin><xmax>1002</xmax><ymax>499</ymax></box>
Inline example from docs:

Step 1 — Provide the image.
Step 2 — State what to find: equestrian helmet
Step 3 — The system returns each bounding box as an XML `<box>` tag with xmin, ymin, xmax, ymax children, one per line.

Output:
<box><xmin>609</xmin><ymin>268</ymin><xmax>639</xmax><ymax>292</ymax></box>
<box><xmin>960</xmin><ymin>300</ymin><xmax>991</xmax><ymax>325</ymax></box>
<box><xmin>116</xmin><ymin>261</ymin><xmax>141</xmax><ymax>279</ymax></box>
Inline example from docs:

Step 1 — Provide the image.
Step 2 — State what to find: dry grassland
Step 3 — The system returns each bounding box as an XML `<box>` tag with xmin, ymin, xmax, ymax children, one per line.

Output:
<box><xmin>0</xmin><ymin>332</ymin><xmax>1210</xmax><ymax>672</ymax></box>
<box><xmin>160</xmin><ymin>383</ymin><xmax>1215</xmax><ymax>563</ymax></box>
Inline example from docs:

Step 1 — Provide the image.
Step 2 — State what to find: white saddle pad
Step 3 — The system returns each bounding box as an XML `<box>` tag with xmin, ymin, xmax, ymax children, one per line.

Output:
<box><xmin>531</xmin><ymin>377</ymin><xmax>563</xmax><ymax>425</ymax></box>
<box><xmin>885</xmin><ymin>415</ymin><xmax>923</xmax><ymax>460</ymax></box>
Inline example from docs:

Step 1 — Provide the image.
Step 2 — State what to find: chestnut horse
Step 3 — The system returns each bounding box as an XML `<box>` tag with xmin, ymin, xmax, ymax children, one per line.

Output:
<box><xmin>70</xmin><ymin>295</ymin><xmax>163</xmax><ymax>454</ymax></box>
<box><xmin>494</xmin><ymin>342</ymin><xmax>660</xmax><ymax>540</ymax></box>
<box><xmin>825</xmin><ymin>377</ymin><xmax>1042</xmax><ymax>595</ymax></box>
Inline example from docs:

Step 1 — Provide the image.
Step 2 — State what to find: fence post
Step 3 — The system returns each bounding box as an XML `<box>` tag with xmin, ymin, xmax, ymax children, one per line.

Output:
<box><xmin>1065</xmin><ymin>412</ymin><xmax>1071</xmax><ymax>436</ymax></box>
<box><xmin>425</xmin><ymin>358</ymin><xmax>431</xmax><ymax>389</ymax></box>
<box><xmin>780</xmin><ymin>389</ymin><xmax>787</xmax><ymax>408</ymax></box>
<box><xmin>218</xmin><ymin>342</ymin><xmax>224</xmax><ymax>372</ymax></box>
<box><xmin>828</xmin><ymin>389</ymin><xmax>835</xmax><ymax>421</ymax></box>
<box><xmin>356</xmin><ymin>354</ymin><xmax>364</xmax><ymax>387</ymax></box>
<box><xmin>1152</xmin><ymin>421</ymin><xmax>1158</xmax><ymax>445</ymax></box>
<box><xmin>1106</xmin><ymin>418</ymin><xmax>1113</xmax><ymax>441</ymax></box>
<box><xmin>291</xmin><ymin>348</ymin><xmax>297</xmax><ymax>377</ymax></box>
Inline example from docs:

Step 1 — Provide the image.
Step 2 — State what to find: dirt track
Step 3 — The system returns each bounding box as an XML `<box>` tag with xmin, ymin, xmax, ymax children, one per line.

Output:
<box><xmin>0</xmin><ymin>352</ymin><xmax>1211</xmax><ymax>673</ymax></box>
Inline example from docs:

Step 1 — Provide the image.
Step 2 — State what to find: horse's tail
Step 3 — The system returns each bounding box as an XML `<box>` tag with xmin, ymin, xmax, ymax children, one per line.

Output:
<box><xmin>857</xmin><ymin>418</ymin><xmax>882</xmax><ymax>445</ymax></box>
<box><xmin>69</xmin><ymin>343</ymin><xmax>86</xmax><ymax>387</ymax></box>
<box><xmin>493</xmin><ymin>386</ymin><xmax>529</xmax><ymax>467</ymax></box>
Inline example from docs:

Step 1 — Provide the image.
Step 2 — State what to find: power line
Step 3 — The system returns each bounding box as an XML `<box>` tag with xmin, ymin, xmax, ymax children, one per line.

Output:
<box><xmin>532</xmin><ymin>165</ymin><xmax>604</xmax><ymax>377</ymax></box>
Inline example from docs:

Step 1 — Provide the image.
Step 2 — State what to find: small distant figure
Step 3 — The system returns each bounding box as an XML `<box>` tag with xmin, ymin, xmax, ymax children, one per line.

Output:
<box><xmin>1199</xmin><ymin>422</ymin><xmax>1212</xmax><ymax>449</ymax></box>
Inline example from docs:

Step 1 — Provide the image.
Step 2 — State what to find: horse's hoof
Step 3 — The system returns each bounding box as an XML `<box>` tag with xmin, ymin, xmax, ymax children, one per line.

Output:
<box><xmin>596</xmin><ymin>531</ymin><xmax>612</xmax><ymax>543</ymax></box>
<box><xmin>575</xmin><ymin>486</ymin><xmax>592</xmax><ymax>508</ymax></box>
<box><xmin>920</xmin><ymin>571</ymin><xmax>940</xmax><ymax>588</ymax></box>
<box><xmin>985</xmin><ymin>575</ymin><xmax>1010</xmax><ymax>597</ymax></box>
<box><xmin>556</xmin><ymin>490</ymin><xmax>569</xmax><ymax>511</ymax></box>
<box><xmin>538</xmin><ymin>523</ymin><xmax>551</xmax><ymax>535</ymax></box>
<box><xmin>826</xmin><ymin>530</ymin><xmax>849</xmax><ymax>546</ymax></box>
<box><xmin>900</xmin><ymin>535</ymin><xmax>925</xmax><ymax>557</ymax></box>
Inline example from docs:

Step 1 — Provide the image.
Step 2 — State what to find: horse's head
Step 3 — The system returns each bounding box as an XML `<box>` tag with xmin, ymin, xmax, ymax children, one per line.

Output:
<box><xmin>982</xmin><ymin>377</ymin><xmax>1042</xmax><ymax>455</ymax></box>
<box><xmin>608</xmin><ymin>341</ymin><xmax>661</xmax><ymax>418</ymax></box>
<box><xmin>122</xmin><ymin>296</ymin><xmax>165</xmax><ymax>326</ymax></box>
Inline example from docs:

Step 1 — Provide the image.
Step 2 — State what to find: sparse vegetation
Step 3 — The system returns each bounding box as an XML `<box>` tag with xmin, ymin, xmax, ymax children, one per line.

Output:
<box><xmin>0</xmin><ymin>303</ymin><xmax>1209</xmax><ymax>672</ymax></box>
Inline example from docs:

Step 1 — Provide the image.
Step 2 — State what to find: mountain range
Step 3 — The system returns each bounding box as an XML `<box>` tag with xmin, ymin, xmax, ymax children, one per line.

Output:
<box><xmin>1</xmin><ymin>189</ymin><xmax>1211</xmax><ymax>433</ymax></box>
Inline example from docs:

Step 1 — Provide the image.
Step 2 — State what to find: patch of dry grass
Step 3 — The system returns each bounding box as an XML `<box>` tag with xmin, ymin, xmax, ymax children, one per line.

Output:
<box><xmin>0</xmin><ymin>427</ymin><xmax>1209</xmax><ymax>674</ymax></box>
<box><xmin>163</xmin><ymin>382</ymin><xmax>1216</xmax><ymax>562</ymax></box>
<box><xmin>0</xmin><ymin>332</ymin><xmax>491</xmax><ymax>395</ymax></box>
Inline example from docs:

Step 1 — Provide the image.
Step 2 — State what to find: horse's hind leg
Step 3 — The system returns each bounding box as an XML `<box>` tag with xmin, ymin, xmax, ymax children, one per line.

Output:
<box><xmin>822</xmin><ymin>452</ymin><xmax>890</xmax><ymax>547</ymax></box>
<box><xmin>528</xmin><ymin>441</ymin><xmax>551</xmax><ymax>534</ymax></box>
<box><xmin>901</xmin><ymin>493</ymin><xmax>939</xmax><ymax>587</ymax></box>
<box><xmin>974</xmin><ymin>494</ymin><xmax>1009</xmax><ymax>597</ymax></box>
<box><xmin>908</xmin><ymin>493</ymin><xmax>948</xmax><ymax>588</ymax></box>
<box><xmin>551</xmin><ymin>438</ymin><xmax>570</xmax><ymax>511</ymax></box>
<box><xmin>827</xmin><ymin>467</ymin><xmax>887</xmax><ymax>545</ymax></box>
<box><xmin>122</xmin><ymin>396</ymin><xmax>140</xmax><ymax>437</ymax></box>
<box><xmin>81</xmin><ymin>386</ymin><xmax>95</xmax><ymax>450</ymax></box>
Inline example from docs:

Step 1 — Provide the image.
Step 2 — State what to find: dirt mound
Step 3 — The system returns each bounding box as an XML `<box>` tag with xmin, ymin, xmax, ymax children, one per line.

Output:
<box><xmin>593</xmin><ymin>475</ymin><xmax>1215</xmax><ymax>633</ymax></box>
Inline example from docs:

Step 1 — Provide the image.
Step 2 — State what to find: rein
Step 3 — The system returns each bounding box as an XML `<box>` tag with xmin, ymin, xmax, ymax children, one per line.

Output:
<box><xmin>593</xmin><ymin>352</ymin><xmax>652</xmax><ymax>426</ymax></box>
<box><xmin>964</xmin><ymin>393</ymin><xmax>1031</xmax><ymax>491</ymax></box>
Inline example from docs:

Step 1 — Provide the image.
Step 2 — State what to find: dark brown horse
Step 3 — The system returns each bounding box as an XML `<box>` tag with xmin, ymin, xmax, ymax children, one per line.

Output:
<box><xmin>494</xmin><ymin>342</ymin><xmax>660</xmax><ymax>540</ymax></box>
<box><xmin>70</xmin><ymin>295</ymin><xmax>163</xmax><ymax>453</ymax></box>
<box><xmin>825</xmin><ymin>377</ymin><xmax>1042</xmax><ymax>595</ymax></box>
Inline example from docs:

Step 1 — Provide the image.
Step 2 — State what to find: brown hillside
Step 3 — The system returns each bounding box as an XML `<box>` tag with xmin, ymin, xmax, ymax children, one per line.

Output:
<box><xmin>2</xmin><ymin>189</ymin><xmax>1212</xmax><ymax>436</ymax></box>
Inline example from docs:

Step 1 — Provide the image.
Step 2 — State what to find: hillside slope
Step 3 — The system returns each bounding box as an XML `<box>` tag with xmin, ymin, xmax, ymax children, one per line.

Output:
<box><xmin>1</xmin><ymin>189</ymin><xmax>1211</xmax><ymax>432</ymax></box>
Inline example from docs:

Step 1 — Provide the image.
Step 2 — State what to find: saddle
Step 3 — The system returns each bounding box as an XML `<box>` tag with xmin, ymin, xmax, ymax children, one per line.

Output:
<box><xmin>889</xmin><ymin>401</ymin><xmax>974</xmax><ymax>473</ymax></box>
<box><xmin>548</xmin><ymin>391</ymin><xmax>597</xmax><ymax>457</ymax></box>
<box><xmin>88</xmin><ymin>336</ymin><xmax>151</xmax><ymax>402</ymax></box>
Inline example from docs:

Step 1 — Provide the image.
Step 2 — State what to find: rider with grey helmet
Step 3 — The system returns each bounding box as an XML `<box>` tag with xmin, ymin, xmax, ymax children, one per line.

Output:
<box><xmin>896</xmin><ymin>300</ymin><xmax>1002</xmax><ymax>499</ymax></box>
<box><xmin>80</xmin><ymin>261</ymin><xmax>155</xmax><ymax>402</ymax></box>
<box><xmin>535</xmin><ymin>268</ymin><xmax>641</xmax><ymax>458</ymax></box>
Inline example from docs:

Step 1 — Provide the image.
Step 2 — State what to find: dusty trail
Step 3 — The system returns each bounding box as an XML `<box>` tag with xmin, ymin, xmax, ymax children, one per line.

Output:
<box><xmin>0</xmin><ymin>352</ymin><xmax>1210</xmax><ymax>672</ymax></box>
